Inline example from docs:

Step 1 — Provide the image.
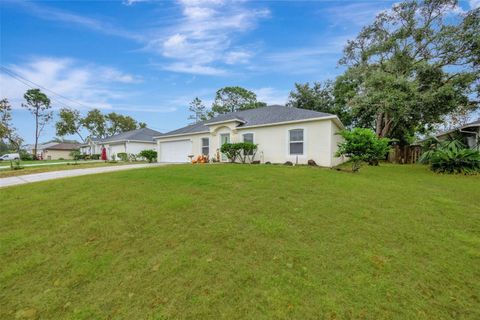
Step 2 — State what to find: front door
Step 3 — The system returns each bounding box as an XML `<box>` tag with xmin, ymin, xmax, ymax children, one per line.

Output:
<box><xmin>220</xmin><ymin>133</ymin><xmax>230</xmax><ymax>161</ymax></box>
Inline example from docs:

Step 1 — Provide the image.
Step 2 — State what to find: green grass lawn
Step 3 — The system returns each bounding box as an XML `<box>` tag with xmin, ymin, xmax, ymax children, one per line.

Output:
<box><xmin>1</xmin><ymin>164</ymin><xmax>479</xmax><ymax>319</ymax></box>
<box><xmin>0</xmin><ymin>161</ymin><xmax>135</xmax><ymax>178</ymax></box>
<box><xmin>0</xmin><ymin>159</ymin><xmax>79</xmax><ymax>167</ymax></box>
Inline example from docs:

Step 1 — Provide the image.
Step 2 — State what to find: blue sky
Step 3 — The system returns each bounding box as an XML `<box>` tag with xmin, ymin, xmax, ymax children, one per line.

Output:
<box><xmin>1</xmin><ymin>0</ymin><xmax>478</xmax><ymax>143</ymax></box>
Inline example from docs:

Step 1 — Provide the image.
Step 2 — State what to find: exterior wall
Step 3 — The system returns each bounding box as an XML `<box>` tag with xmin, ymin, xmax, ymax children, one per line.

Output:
<box><xmin>106</xmin><ymin>143</ymin><xmax>126</xmax><ymax>160</ymax></box>
<box><xmin>43</xmin><ymin>149</ymin><xmax>75</xmax><ymax>160</ymax></box>
<box><xmin>126</xmin><ymin>142</ymin><xmax>156</xmax><ymax>155</ymax></box>
<box><xmin>101</xmin><ymin>141</ymin><xmax>156</xmax><ymax>160</ymax></box>
<box><xmin>330</xmin><ymin>121</ymin><xmax>345</xmax><ymax>167</ymax></box>
<box><xmin>156</xmin><ymin>119</ymin><xmax>346</xmax><ymax>167</ymax></box>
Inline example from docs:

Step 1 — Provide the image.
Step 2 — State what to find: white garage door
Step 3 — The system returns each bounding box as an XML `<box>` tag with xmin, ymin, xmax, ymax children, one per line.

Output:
<box><xmin>159</xmin><ymin>140</ymin><xmax>192</xmax><ymax>163</ymax></box>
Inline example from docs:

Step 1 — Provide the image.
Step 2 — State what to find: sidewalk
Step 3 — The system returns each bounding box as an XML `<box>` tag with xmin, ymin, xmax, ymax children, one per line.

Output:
<box><xmin>0</xmin><ymin>163</ymin><xmax>166</xmax><ymax>188</ymax></box>
<box><xmin>0</xmin><ymin>160</ymin><xmax>103</xmax><ymax>170</ymax></box>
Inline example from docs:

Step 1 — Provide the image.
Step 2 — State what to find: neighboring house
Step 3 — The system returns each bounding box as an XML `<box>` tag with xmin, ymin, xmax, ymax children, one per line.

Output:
<box><xmin>425</xmin><ymin>119</ymin><xmax>480</xmax><ymax>150</ymax></box>
<box><xmin>80</xmin><ymin>127</ymin><xmax>162</xmax><ymax>160</ymax></box>
<box><xmin>154</xmin><ymin>105</ymin><xmax>345</xmax><ymax>167</ymax></box>
<box><xmin>79</xmin><ymin>138</ymin><xmax>103</xmax><ymax>155</ymax></box>
<box><xmin>26</xmin><ymin>142</ymin><xmax>80</xmax><ymax>160</ymax></box>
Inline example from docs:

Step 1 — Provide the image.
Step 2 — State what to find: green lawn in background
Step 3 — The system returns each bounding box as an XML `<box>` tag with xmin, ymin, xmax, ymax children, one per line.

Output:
<box><xmin>1</xmin><ymin>164</ymin><xmax>479</xmax><ymax>319</ymax></box>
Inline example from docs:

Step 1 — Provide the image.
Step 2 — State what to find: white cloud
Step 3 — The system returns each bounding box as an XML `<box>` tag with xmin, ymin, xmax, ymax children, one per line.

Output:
<box><xmin>469</xmin><ymin>0</ymin><xmax>480</xmax><ymax>9</ymax></box>
<box><xmin>224</xmin><ymin>50</ymin><xmax>252</xmax><ymax>65</ymax></box>
<box><xmin>0</xmin><ymin>57</ymin><xmax>152</xmax><ymax>112</ymax></box>
<box><xmin>323</xmin><ymin>2</ymin><xmax>386</xmax><ymax>26</ymax></box>
<box><xmin>122</xmin><ymin>0</ymin><xmax>150</xmax><ymax>6</ymax></box>
<box><xmin>254</xmin><ymin>87</ymin><xmax>289</xmax><ymax>106</ymax></box>
<box><xmin>146</xmin><ymin>0</ymin><xmax>269</xmax><ymax>74</ymax></box>
<box><xmin>16</xmin><ymin>1</ymin><xmax>143</xmax><ymax>41</ymax></box>
<box><xmin>163</xmin><ymin>63</ymin><xmax>227</xmax><ymax>76</ymax></box>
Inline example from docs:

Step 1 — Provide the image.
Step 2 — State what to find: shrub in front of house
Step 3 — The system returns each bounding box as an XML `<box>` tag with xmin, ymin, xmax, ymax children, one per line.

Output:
<box><xmin>20</xmin><ymin>150</ymin><xmax>33</xmax><ymax>161</ymax></box>
<box><xmin>139</xmin><ymin>150</ymin><xmax>157</xmax><ymax>163</ymax></box>
<box><xmin>335</xmin><ymin>128</ymin><xmax>391</xmax><ymax>172</ymax></box>
<box><xmin>220</xmin><ymin>142</ymin><xmax>258</xmax><ymax>163</ymax></box>
<box><xmin>117</xmin><ymin>152</ymin><xmax>128</xmax><ymax>161</ymax></box>
<box><xmin>91</xmin><ymin>154</ymin><xmax>101</xmax><ymax>160</ymax></box>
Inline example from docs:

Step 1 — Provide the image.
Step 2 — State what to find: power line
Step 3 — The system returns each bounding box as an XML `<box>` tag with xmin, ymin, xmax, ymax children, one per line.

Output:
<box><xmin>0</xmin><ymin>66</ymin><xmax>171</xmax><ymax>132</ymax></box>
<box><xmin>0</xmin><ymin>65</ymin><xmax>92</xmax><ymax>110</ymax></box>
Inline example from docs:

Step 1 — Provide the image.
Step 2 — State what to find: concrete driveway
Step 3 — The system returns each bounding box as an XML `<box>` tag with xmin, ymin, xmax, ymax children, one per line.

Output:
<box><xmin>0</xmin><ymin>163</ymin><xmax>166</xmax><ymax>188</ymax></box>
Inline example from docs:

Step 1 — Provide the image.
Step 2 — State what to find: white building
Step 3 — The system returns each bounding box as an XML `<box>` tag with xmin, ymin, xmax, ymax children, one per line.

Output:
<box><xmin>154</xmin><ymin>105</ymin><xmax>345</xmax><ymax>167</ymax></box>
<box><xmin>80</xmin><ymin>128</ymin><xmax>162</xmax><ymax>160</ymax></box>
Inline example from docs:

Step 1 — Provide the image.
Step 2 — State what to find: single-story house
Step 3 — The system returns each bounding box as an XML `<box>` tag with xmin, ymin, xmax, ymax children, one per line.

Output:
<box><xmin>80</xmin><ymin>127</ymin><xmax>162</xmax><ymax>160</ymax></box>
<box><xmin>154</xmin><ymin>105</ymin><xmax>345</xmax><ymax>167</ymax></box>
<box><xmin>435</xmin><ymin>119</ymin><xmax>479</xmax><ymax>150</ymax></box>
<box><xmin>26</xmin><ymin>142</ymin><xmax>81</xmax><ymax>160</ymax></box>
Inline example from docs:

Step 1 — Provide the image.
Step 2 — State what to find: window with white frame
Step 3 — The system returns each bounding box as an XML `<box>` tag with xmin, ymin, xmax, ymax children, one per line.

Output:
<box><xmin>201</xmin><ymin>138</ymin><xmax>209</xmax><ymax>156</ymax></box>
<box><xmin>289</xmin><ymin>129</ymin><xmax>304</xmax><ymax>155</ymax></box>
<box><xmin>243</xmin><ymin>133</ymin><xmax>254</xmax><ymax>155</ymax></box>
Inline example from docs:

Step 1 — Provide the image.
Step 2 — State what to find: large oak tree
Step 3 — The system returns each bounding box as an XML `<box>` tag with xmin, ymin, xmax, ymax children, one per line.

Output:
<box><xmin>337</xmin><ymin>0</ymin><xmax>479</xmax><ymax>143</ymax></box>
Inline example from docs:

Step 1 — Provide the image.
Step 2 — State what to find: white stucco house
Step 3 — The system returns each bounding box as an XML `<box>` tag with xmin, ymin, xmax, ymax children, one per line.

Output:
<box><xmin>154</xmin><ymin>105</ymin><xmax>345</xmax><ymax>167</ymax></box>
<box><xmin>80</xmin><ymin>127</ymin><xmax>162</xmax><ymax>160</ymax></box>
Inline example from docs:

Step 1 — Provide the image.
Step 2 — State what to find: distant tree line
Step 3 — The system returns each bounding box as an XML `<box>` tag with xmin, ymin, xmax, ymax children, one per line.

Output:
<box><xmin>1</xmin><ymin>88</ymin><xmax>148</xmax><ymax>158</ymax></box>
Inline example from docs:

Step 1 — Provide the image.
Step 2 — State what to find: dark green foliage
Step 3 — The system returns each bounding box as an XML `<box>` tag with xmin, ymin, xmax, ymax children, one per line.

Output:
<box><xmin>338</xmin><ymin>0</ymin><xmax>480</xmax><ymax>143</ymax></box>
<box><xmin>220</xmin><ymin>142</ymin><xmax>258</xmax><ymax>163</ymax></box>
<box><xmin>91</xmin><ymin>154</ymin><xmax>101</xmax><ymax>160</ymax></box>
<box><xmin>188</xmin><ymin>97</ymin><xmax>208</xmax><ymax>123</ymax></box>
<box><xmin>211</xmin><ymin>87</ymin><xmax>266</xmax><ymax>116</ymax></box>
<box><xmin>22</xmin><ymin>89</ymin><xmax>53</xmax><ymax>158</ymax></box>
<box><xmin>56</xmin><ymin>108</ymin><xmax>84</xmax><ymax>142</ymax></box>
<box><xmin>117</xmin><ymin>152</ymin><xmax>128</xmax><ymax>161</ymax></box>
<box><xmin>19</xmin><ymin>150</ymin><xmax>33</xmax><ymax>161</ymax></box>
<box><xmin>287</xmin><ymin>81</ymin><xmax>352</xmax><ymax>126</ymax></box>
<box><xmin>220</xmin><ymin>143</ymin><xmax>242</xmax><ymax>163</ymax></box>
<box><xmin>70</xmin><ymin>150</ymin><xmax>83</xmax><ymax>161</ymax></box>
<box><xmin>431</xmin><ymin>148</ymin><xmax>480</xmax><ymax>174</ymax></box>
<box><xmin>419</xmin><ymin>136</ymin><xmax>480</xmax><ymax>174</ymax></box>
<box><xmin>139</xmin><ymin>149</ymin><xmax>157</xmax><ymax>163</ymax></box>
<box><xmin>335</xmin><ymin>128</ymin><xmax>390</xmax><ymax>172</ymax></box>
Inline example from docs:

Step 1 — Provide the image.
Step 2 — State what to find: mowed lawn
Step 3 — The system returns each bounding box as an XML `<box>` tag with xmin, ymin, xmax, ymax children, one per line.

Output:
<box><xmin>1</xmin><ymin>164</ymin><xmax>479</xmax><ymax>319</ymax></box>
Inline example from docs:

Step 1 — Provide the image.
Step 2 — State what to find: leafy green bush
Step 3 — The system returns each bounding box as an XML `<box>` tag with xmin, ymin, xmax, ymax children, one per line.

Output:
<box><xmin>70</xmin><ymin>150</ymin><xmax>83</xmax><ymax>161</ymax></box>
<box><xmin>128</xmin><ymin>153</ymin><xmax>137</xmax><ymax>162</ymax></box>
<box><xmin>220</xmin><ymin>143</ymin><xmax>242</xmax><ymax>162</ymax></box>
<box><xmin>430</xmin><ymin>148</ymin><xmax>480</xmax><ymax>174</ymax></box>
<box><xmin>91</xmin><ymin>154</ymin><xmax>101</xmax><ymax>160</ymax></box>
<box><xmin>19</xmin><ymin>150</ymin><xmax>33</xmax><ymax>161</ymax></box>
<box><xmin>117</xmin><ymin>152</ymin><xmax>128</xmax><ymax>161</ymax></box>
<box><xmin>220</xmin><ymin>142</ymin><xmax>258</xmax><ymax>163</ymax></box>
<box><xmin>139</xmin><ymin>149</ymin><xmax>157</xmax><ymax>163</ymax></box>
<box><xmin>419</xmin><ymin>136</ymin><xmax>466</xmax><ymax>164</ymax></box>
<box><xmin>419</xmin><ymin>137</ymin><xmax>479</xmax><ymax>174</ymax></box>
<box><xmin>335</xmin><ymin>128</ymin><xmax>390</xmax><ymax>172</ymax></box>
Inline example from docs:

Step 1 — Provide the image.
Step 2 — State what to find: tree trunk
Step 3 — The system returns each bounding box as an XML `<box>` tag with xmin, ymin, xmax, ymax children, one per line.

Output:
<box><xmin>375</xmin><ymin>112</ymin><xmax>393</xmax><ymax>138</ymax></box>
<box><xmin>34</xmin><ymin>107</ymin><xmax>39</xmax><ymax>160</ymax></box>
<box><xmin>375</xmin><ymin>112</ymin><xmax>383</xmax><ymax>136</ymax></box>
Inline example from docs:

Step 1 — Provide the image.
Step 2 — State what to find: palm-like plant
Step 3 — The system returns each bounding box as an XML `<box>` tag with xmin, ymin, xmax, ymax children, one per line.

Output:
<box><xmin>419</xmin><ymin>133</ymin><xmax>479</xmax><ymax>174</ymax></box>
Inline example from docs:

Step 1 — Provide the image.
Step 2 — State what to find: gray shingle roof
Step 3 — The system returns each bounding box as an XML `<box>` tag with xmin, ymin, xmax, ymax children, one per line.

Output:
<box><xmin>162</xmin><ymin>105</ymin><xmax>334</xmax><ymax>136</ymax></box>
<box><xmin>101</xmin><ymin>127</ymin><xmax>162</xmax><ymax>143</ymax></box>
<box><xmin>45</xmin><ymin>143</ymin><xmax>81</xmax><ymax>150</ymax></box>
<box><xmin>464</xmin><ymin>119</ymin><xmax>480</xmax><ymax>127</ymax></box>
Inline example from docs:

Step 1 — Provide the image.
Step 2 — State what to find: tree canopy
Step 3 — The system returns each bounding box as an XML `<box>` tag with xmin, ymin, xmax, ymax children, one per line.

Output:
<box><xmin>337</xmin><ymin>0</ymin><xmax>480</xmax><ymax>143</ymax></box>
<box><xmin>22</xmin><ymin>89</ymin><xmax>53</xmax><ymax>156</ymax></box>
<box><xmin>286</xmin><ymin>81</ymin><xmax>353</xmax><ymax>126</ymax></box>
<box><xmin>211</xmin><ymin>86</ymin><xmax>266</xmax><ymax>115</ymax></box>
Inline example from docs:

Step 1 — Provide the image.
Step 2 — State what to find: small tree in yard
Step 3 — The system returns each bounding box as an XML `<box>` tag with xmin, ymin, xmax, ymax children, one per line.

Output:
<box><xmin>139</xmin><ymin>149</ymin><xmax>157</xmax><ymax>163</ymax></box>
<box><xmin>22</xmin><ymin>89</ymin><xmax>53</xmax><ymax>159</ymax></box>
<box><xmin>336</xmin><ymin>128</ymin><xmax>390</xmax><ymax>172</ymax></box>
